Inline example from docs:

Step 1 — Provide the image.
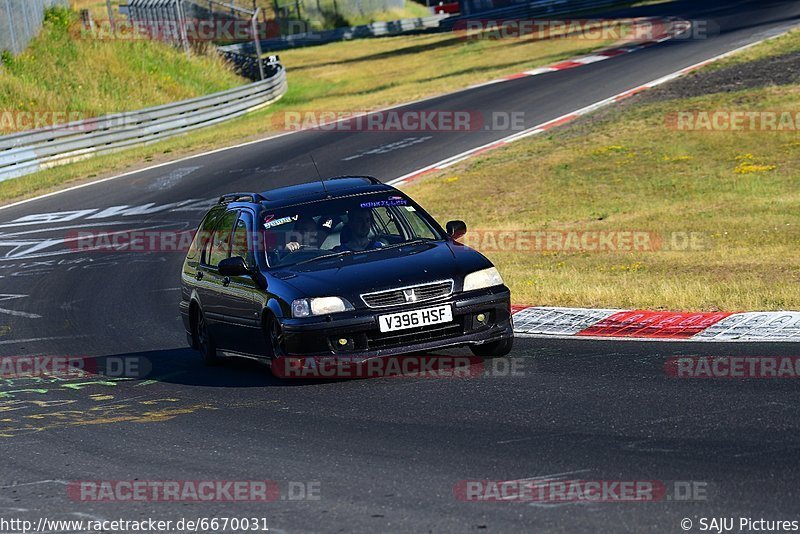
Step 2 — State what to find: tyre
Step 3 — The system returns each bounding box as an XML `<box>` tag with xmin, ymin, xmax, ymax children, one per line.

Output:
<box><xmin>193</xmin><ymin>306</ymin><xmax>221</xmax><ymax>365</ymax></box>
<box><xmin>264</xmin><ymin>314</ymin><xmax>284</xmax><ymax>361</ymax></box>
<box><xmin>469</xmin><ymin>336</ymin><xmax>514</xmax><ymax>358</ymax></box>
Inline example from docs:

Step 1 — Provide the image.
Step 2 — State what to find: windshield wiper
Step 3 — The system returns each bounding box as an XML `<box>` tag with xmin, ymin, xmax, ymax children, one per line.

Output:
<box><xmin>380</xmin><ymin>238</ymin><xmax>435</xmax><ymax>250</ymax></box>
<box><xmin>292</xmin><ymin>250</ymin><xmax>355</xmax><ymax>266</ymax></box>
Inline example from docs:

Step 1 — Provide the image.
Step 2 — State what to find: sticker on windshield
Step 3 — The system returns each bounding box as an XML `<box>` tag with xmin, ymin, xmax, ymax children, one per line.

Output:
<box><xmin>263</xmin><ymin>214</ymin><xmax>299</xmax><ymax>229</ymax></box>
<box><xmin>404</xmin><ymin>205</ymin><xmax>417</xmax><ymax>212</ymax></box>
<box><xmin>360</xmin><ymin>196</ymin><xmax>408</xmax><ymax>208</ymax></box>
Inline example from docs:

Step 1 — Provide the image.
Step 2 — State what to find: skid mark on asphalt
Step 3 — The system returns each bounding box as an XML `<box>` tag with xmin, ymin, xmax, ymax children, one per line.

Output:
<box><xmin>342</xmin><ymin>136</ymin><xmax>432</xmax><ymax>161</ymax></box>
<box><xmin>145</xmin><ymin>166</ymin><xmax>201</xmax><ymax>192</ymax></box>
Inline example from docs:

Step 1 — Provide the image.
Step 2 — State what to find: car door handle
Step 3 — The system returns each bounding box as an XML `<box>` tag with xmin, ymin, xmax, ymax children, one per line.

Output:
<box><xmin>223</xmin><ymin>276</ymin><xmax>231</xmax><ymax>287</ymax></box>
<box><xmin>195</xmin><ymin>271</ymin><xmax>204</xmax><ymax>281</ymax></box>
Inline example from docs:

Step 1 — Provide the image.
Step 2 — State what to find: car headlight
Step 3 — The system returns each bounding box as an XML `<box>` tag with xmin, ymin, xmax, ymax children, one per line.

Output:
<box><xmin>463</xmin><ymin>267</ymin><xmax>504</xmax><ymax>292</ymax></box>
<box><xmin>291</xmin><ymin>297</ymin><xmax>354</xmax><ymax>317</ymax></box>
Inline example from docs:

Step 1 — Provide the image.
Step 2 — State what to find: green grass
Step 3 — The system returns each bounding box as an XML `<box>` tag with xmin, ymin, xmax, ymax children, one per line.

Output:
<box><xmin>402</xmin><ymin>31</ymin><xmax>800</xmax><ymax>311</ymax></box>
<box><xmin>0</xmin><ymin>10</ymin><xmax>624</xmax><ymax>201</ymax></box>
<box><xmin>0</xmin><ymin>7</ymin><xmax>244</xmax><ymax>128</ymax></box>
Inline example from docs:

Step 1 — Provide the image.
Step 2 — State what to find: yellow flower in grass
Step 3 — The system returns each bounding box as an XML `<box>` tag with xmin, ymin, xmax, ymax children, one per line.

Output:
<box><xmin>733</xmin><ymin>154</ymin><xmax>777</xmax><ymax>175</ymax></box>
<box><xmin>593</xmin><ymin>145</ymin><xmax>627</xmax><ymax>156</ymax></box>
<box><xmin>735</xmin><ymin>163</ymin><xmax>777</xmax><ymax>174</ymax></box>
<box><xmin>609</xmin><ymin>262</ymin><xmax>644</xmax><ymax>273</ymax></box>
<box><xmin>663</xmin><ymin>155</ymin><xmax>693</xmax><ymax>162</ymax></box>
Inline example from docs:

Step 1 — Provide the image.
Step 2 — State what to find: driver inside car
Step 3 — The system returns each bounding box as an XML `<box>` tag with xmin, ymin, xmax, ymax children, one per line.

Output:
<box><xmin>284</xmin><ymin>217</ymin><xmax>323</xmax><ymax>253</ymax></box>
<box><xmin>337</xmin><ymin>208</ymin><xmax>384</xmax><ymax>252</ymax></box>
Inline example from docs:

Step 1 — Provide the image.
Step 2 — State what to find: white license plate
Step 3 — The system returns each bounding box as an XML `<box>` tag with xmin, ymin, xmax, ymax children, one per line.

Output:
<box><xmin>378</xmin><ymin>305</ymin><xmax>453</xmax><ymax>333</ymax></box>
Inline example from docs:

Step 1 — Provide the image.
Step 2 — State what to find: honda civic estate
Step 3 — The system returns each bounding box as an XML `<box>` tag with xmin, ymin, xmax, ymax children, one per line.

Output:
<box><xmin>179</xmin><ymin>176</ymin><xmax>513</xmax><ymax>368</ymax></box>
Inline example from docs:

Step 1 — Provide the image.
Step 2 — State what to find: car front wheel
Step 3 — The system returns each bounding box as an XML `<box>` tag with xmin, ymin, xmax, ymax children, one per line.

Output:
<box><xmin>264</xmin><ymin>315</ymin><xmax>284</xmax><ymax>362</ymax></box>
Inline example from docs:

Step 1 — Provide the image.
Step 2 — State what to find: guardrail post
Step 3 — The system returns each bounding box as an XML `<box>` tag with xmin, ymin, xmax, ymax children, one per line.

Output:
<box><xmin>175</xmin><ymin>0</ymin><xmax>191</xmax><ymax>56</ymax></box>
<box><xmin>253</xmin><ymin>7</ymin><xmax>266</xmax><ymax>80</ymax></box>
<box><xmin>106</xmin><ymin>0</ymin><xmax>115</xmax><ymax>30</ymax></box>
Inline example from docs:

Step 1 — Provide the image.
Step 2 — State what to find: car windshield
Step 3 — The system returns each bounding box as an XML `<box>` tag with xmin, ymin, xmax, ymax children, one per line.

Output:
<box><xmin>261</xmin><ymin>193</ymin><xmax>443</xmax><ymax>268</ymax></box>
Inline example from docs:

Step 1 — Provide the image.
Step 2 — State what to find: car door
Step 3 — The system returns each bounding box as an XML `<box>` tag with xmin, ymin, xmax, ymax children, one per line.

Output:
<box><xmin>197</xmin><ymin>209</ymin><xmax>238</xmax><ymax>350</ymax></box>
<box><xmin>224</xmin><ymin>210</ymin><xmax>264</xmax><ymax>356</ymax></box>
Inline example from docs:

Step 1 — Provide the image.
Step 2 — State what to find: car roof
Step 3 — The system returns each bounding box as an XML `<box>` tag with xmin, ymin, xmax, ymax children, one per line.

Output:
<box><xmin>219</xmin><ymin>176</ymin><xmax>396</xmax><ymax>210</ymax></box>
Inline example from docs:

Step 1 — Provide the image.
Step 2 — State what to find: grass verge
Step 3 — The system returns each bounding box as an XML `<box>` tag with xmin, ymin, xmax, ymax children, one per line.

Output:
<box><xmin>0</xmin><ymin>7</ymin><xmax>243</xmax><ymax>124</ymax></box>
<box><xmin>402</xmin><ymin>29</ymin><xmax>800</xmax><ymax>311</ymax></box>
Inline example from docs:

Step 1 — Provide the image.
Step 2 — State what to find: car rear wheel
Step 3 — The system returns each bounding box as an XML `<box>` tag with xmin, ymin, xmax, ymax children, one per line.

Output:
<box><xmin>470</xmin><ymin>337</ymin><xmax>513</xmax><ymax>358</ymax></box>
<box><xmin>194</xmin><ymin>306</ymin><xmax>220</xmax><ymax>366</ymax></box>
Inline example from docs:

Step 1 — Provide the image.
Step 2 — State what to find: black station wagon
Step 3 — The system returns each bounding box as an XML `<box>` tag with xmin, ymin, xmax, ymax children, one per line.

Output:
<box><xmin>179</xmin><ymin>176</ymin><xmax>513</xmax><ymax>368</ymax></box>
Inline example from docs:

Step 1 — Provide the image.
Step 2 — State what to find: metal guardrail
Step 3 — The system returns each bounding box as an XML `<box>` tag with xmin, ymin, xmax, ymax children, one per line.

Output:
<box><xmin>0</xmin><ymin>62</ymin><xmax>287</xmax><ymax>183</ymax></box>
<box><xmin>442</xmin><ymin>0</ymin><xmax>640</xmax><ymax>28</ymax></box>
<box><xmin>220</xmin><ymin>13</ymin><xmax>448</xmax><ymax>52</ymax></box>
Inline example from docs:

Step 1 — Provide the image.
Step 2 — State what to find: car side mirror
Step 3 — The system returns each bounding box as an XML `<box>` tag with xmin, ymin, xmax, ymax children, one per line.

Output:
<box><xmin>218</xmin><ymin>256</ymin><xmax>250</xmax><ymax>277</ymax></box>
<box><xmin>446</xmin><ymin>220</ymin><xmax>467</xmax><ymax>240</ymax></box>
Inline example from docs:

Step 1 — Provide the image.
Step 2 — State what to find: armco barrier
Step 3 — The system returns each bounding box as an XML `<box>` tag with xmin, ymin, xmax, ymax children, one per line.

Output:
<box><xmin>442</xmin><ymin>0</ymin><xmax>640</xmax><ymax>29</ymax></box>
<box><xmin>221</xmin><ymin>14</ymin><xmax>448</xmax><ymax>53</ymax></box>
<box><xmin>0</xmin><ymin>62</ymin><xmax>287</xmax><ymax>182</ymax></box>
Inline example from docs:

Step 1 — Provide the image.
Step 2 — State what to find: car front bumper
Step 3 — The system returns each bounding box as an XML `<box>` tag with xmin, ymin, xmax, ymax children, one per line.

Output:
<box><xmin>279</xmin><ymin>286</ymin><xmax>512</xmax><ymax>359</ymax></box>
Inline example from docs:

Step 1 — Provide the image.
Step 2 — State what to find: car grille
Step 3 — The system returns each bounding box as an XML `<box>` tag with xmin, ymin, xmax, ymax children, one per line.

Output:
<box><xmin>361</xmin><ymin>280</ymin><xmax>454</xmax><ymax>308</ymax></box>
<box><xmin>365</xmin><ymin>319</ymin><xmax>464</xmax><ymax>350</ymax></box>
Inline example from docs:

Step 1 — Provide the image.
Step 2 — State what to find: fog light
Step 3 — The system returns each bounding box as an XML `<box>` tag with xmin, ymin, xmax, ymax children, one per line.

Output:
<box><xmin>338</xmin><ymin>338</ymin><xmax>349</xmax><ymax>346</ymax></box>
<box><xmin>477</xmin><ymin>313</ymin><xmax>486</xmax><ymax>323</ymax></box>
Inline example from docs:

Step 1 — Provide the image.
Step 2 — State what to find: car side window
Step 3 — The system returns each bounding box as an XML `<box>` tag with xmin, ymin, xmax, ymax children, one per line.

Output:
<box><xmin>205</xmin><ymin>210</ymin><xmax>238</xmax><ymax>267</ymax></box>
<box><xmin>187</xmin><ymin>208</ymin><xmax>223</xmax><ymax>261</ymax></box>
<box><xmin>231</xmin><ymin>213</ymin><xmax>254</xmax><ymax>267</ymax></box>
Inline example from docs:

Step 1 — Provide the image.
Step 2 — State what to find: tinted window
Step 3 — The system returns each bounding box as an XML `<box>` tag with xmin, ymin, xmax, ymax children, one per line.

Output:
<box><xmin>186</xmin><ymin>208</ymin><xmax>223</xmax><ymax>260</ymax></box>
<box><xmin>205</xmin><ymin>210</ymin><xmax>238</xmax><ymax>267</ymax></box>
<box><xmin>231</xmin><ymin>214</ymin><xmax>252</xmax><ymax>266</ymax></box>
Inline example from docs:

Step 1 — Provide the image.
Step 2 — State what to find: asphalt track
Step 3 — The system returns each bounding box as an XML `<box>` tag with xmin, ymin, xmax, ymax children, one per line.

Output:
<box><xmin>1</xmin><ymin>1</ymin><xmax>800</xmax><ymax>532</ymax></box>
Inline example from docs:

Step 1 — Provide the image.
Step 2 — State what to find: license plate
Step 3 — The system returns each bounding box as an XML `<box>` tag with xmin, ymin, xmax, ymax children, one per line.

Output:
<box><xmin>378</xmin><ymin>305</ymin><xmax>453</xmax><ymax>333</ymax></box>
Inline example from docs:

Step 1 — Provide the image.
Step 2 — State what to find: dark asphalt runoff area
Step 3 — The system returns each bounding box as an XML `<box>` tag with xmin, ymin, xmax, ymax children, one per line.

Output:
<box><xmin>1</xmin><ymin>1</ymin><xmax>799</xmax><ymax>532</ymax></box>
